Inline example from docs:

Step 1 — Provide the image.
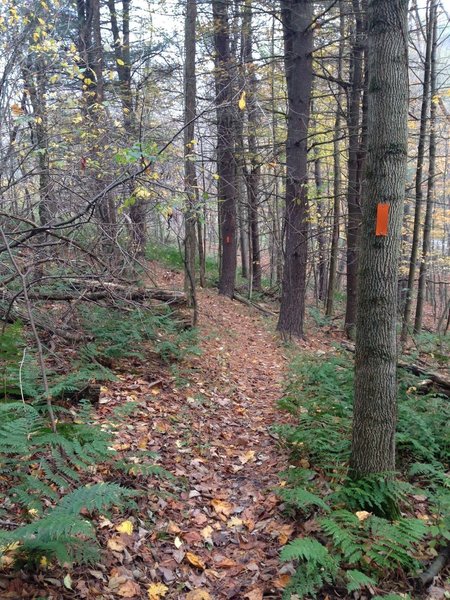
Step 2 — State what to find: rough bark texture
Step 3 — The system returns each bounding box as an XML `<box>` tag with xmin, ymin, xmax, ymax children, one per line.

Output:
<box><xmin>213</xmin><ymin>0</ymin><xmax>237</xmax><ymax>298</ymax></box>
<box><xmin>277</xmin><ymin>0</ymin><xmax>313</xmax><ymax>338</ymax></box>
<box><xmin>350</xmin><ymin>0</ymin><xmax>409</xmax><ymax>477</ymax></box>
<box><xmin>344</xmin><ymin>0</ymin><xmax>365</xmax><ymax>338</ymax></box>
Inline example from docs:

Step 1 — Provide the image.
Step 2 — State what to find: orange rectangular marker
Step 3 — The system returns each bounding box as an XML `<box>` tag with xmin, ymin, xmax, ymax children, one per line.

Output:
<box><xmin>375</xmin><ymin>203</ymin><xmax>389</xmax><ymax>236</ymax></box>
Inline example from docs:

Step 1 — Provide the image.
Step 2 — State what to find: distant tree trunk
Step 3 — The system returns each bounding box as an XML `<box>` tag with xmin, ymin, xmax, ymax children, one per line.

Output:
<box><xmin>350</xmin><ymin>0</ymin><xmax>409</xmax><ymax>477</ymax></box>
<box><xmin>23</xmin><ymin>56</ymin><xmax>53</xmax><ymax>227</ymax></box>
<box><xmin>277</xmin><ymin>0</ymin><xmax>313</xmax><ymax>338</ymax></box>
<box><xmin>314</xmin><ymin>143</ymin><xmax>327</xmax><ymax>302</ymax></box>
<box><xmin>242</xmin><ymin>0</ymin><xmax>261</xmax><ymax>292</ymax></box>
<box><xmin>344</xmin><ymin>0</ymin><xmax>365</xmax><ymax>339</ymax></box>
<box><xmin>401</xmin><ymin>1</ymin><xmax>434</xmax><ymax>341</ymax></box>
<box><xmin>213</xmin><ymin>0</ymin><xmax>237</xmax><ymax>298</ymax></box>
<box><xmin>414</xmin><ymin>0</ymin><xmax>438</xmax><ymax>334</ymax></box>
<box><xmin>77</xmin><ymin>0</ymin><xmax>117</xmax><ymax>259</ymax></box>
<box><xmin>183</xmin><ymin>0</ymin><xmax>198</xmax><ymax>315</ymax></box>
<box><xmin>108</xmin><ymin>0</ymin><xmax>147</xmax><ymax>255</ymax></box>
<box><xmin>326</xmin><ymin>5</ymin><xmax>344</xmax><ymax>316</ymax></box>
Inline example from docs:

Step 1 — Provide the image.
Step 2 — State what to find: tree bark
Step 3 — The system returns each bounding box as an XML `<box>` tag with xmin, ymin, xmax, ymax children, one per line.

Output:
<box><xmin>350</xmin><ymin>0</ymin><xmax>409</xmax><ymax>477</ymax></box>
<box><xmin>242</xmin><ymin>0</ymin><xmax>261</xmax><ymax>292</ymax></box>
<box><xmin>277</xmin><ymin>0</ymin><xmax>313</xmax><ymax>339</ymax></box>
<box><xmin>213</xmin><ymin>0</ymin><xmax>237</xmax><ymax>298</ymax></box>
<box><xmin>326</xmin><ymin>4</ymin><xmax>344</xmax><ymax>317</ymax></box>
<box><xmin>414</xmin><ymin>0</ymin><xmax>438</xmax><ymax>334</ymax></box>
<box><xmin>344</xmin><ymin>0</ymin><xmax>365</xmax><ymax>338</ymax></box>
<box><xmin>401</xmin><ymin>1</ymin><xmax>434</xmax><ymax>342</ymax></box>
<box><xmin>183</xmin><ymin>0</ymin><xmax>198</xmax><ymax>316</ymax></box>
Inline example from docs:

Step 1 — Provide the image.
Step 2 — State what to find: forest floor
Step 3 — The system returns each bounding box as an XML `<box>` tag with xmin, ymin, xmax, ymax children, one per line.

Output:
<box><xmin>2</xmin><ymin>264</ymin><xmax>313</xmax><ymax>599</ymax></box>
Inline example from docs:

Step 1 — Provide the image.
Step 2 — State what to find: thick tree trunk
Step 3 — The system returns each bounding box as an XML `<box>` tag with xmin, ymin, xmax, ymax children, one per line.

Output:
<box><xmin>414</xmin><ymin>0</ymin><xmax>438</xmax><ymax>334</ymax></box>
<box><xmin>350</xmin><ymin>0</ymin><xmax>409</xmax><ymax>477</ymax></box>
<box><xmin>213</xmin><ymin>0</ymin><xmax>237</xmax><ymax>298</ymax></box>
<box><xmin>344</xmin><ymin>0</ymin><xmax>365</xmax><ymax>338</ymax></box>
<box><xmin>401</xmin><ymin>2</ymin><xmax>434</xmax><ymax>342</ymax></box>
<box><xmin>277</xmin><ymin>0</ymin><xmax>313</xmax><ymax>338</ymax></box>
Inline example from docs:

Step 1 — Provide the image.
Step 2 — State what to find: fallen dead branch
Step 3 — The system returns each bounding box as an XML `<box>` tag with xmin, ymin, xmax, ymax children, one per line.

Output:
<box><xmin>417</xmin><ymin>544</ymin><xmax>450</xmax><ymax>588</ymax></box>
<box><xmin>341</xmin><ymin>342</ymin><xmax>450</xmax><ymax>397</ymax></box>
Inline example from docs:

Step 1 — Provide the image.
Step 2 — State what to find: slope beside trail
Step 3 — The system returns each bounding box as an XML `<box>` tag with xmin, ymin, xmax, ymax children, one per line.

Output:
<box><xmin>127</xmin><ymin>268</ymin><xmax>296</xmax><ymax>599</ymax></box>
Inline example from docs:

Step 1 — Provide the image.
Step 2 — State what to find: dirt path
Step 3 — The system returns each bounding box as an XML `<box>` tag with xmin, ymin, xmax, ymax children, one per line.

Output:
<box><xmin>127</xmin><ymin>282</ymin><xmax>294</xmax><ymax>599</ymax></box>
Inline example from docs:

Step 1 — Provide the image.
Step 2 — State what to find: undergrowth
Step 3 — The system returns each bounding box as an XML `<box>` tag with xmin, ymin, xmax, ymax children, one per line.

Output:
<box><xmin>0</xmin><ymin>309</ymin><xmax>189</xmax><ymax>568</ymax></box>
<box><xmin>275</xmin><ymin>352</ymin><xmax>450</xmax><ymax>599</ymax></box>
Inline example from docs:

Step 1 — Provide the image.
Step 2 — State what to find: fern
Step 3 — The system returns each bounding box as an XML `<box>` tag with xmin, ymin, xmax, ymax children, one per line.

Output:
<box><xmin>280</xmin><ymin>537</ymin><xmax>338</xmax><ymax>598</ymax></box>
<box><xmin>346</xmin><ymin>569</ymin><xmax>376</xmax><ymax>593</ymax></box>
<box><xmin>278</xmin><ymin>487</ymin><xmax>330</xmax><ymax>513</ymax></box>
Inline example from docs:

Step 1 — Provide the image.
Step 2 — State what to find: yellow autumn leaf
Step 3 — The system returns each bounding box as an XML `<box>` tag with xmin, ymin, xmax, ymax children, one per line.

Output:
<box><xmin>201</xmin><ymin>525</ymin><xmax>214</xmax><ymax>540</ymax></box>
<box><xmin>39</xmin><ymin>556</ymin><xmax>48</xmax><ymax>568</ymax></box>
<box><xmin>116</xmin><ymin>520</ymin><xmax>133</xmax><ymax>535</ymax></box>
<box><xmin>238</xmin><ymin>90</ymin><xmax>246</xmax><ymax>110</ymax></box>
<box><xmin>211</xmin><ymin>499</ymin><xmax>233</xmax><ymax>517</ymax></box>
<box><xmin>117</xmin><ymin>58</ymin><xmax>125</xmax><ymax>66</ymax></box>
<box><xmin>186</xmin><ymin>551</ymin><xmax>206</xmax><ymax>569</ymax></box>
<box><xmin>355</xmin><ymin>511</ymin><xmax>371</xmax><ymax>522</ymax></box>
<box><xmin>148</xmin><ymin>582</ymin><xmax>168</xmax><ymax>599</ymax></box>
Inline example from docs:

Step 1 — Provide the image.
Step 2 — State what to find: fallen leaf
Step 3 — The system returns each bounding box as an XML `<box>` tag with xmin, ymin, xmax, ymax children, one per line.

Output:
<box><xmin>227</xmin><ymin>517</ymin><xmax>243</xmax><ymax>528</ymax></box>
<box><xmin>186</xmin><ymin>552</ymin><xmax>206</xmax><ymax>570</ymax></box>
<box><xmin>116</xmin><ymin>520</ymin><xmax>133</xmax><ymax>535</ymax></box>
<box><xmin>167</xmin><ymin>521</ymin><xmax>181</xmax><ymax>534</ymax></box>
<box><xmin>239</xmin><ymin>450</ymin><xmax>255</xmax><ymax>464</ymax></box>
<box><xmin>277</xmin><ymin>523</ymin><xmax>294</xmax><ymax>545</ymax></box>
<box><xmin>174</xmin><ymin>536</ymin><xmax>183</xmax><ymax>549</ymax></box>
<box><xmin>117</xmin><ymin>579</ymin><xmax>141</xmax><ymax>597</ymax></box>
<box><xmin>244</xmin><ymin>589</ymin><xmax>263</xmax><ymax>600</ymax></box>
<box><xmin>147</xmin><ymin>582</ymin><xmax>169</xmax><ymax>599</ymax></box>
<box><xmin>211</xmin><ymin>499</ymin><xmax>233</xmax><ymax>517</ymax></box>
<box><xmin>355</xmin><ymin>511</ymin><xmax>371</xmax><ymax>522</ymax></box>
<box><xmin>214</xmin><ymin>557</ymin><xmax>237</xmax><ymax>569</ymax></box>
<box><xmin>107</xmin><ymin>536</ymin><xmax>126</xmax><ymax>552</ymax></box>
<box><xmin>185</xmin><ymin>590</ymin><xmax>211</xmax><ymax>600</ymax></box>
<box><xmin>201</xmin><ymin>525</ymin><xmax>214</xmax><ymax>541</ymax></box>
<box><xmin>274</xmin><ymin>574</ymin><xmax>291</xmax><ymax>589</ymax></box>
<box><xmin>63</xmin><ymin>574</ymin><xmax>73</xmax><ymax>590</ymax></box>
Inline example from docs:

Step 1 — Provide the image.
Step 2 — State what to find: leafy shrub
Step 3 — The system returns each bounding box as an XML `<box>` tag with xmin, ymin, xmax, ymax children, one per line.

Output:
<box><xmin>276</xmin><ymin>353</ymin><xmax>450</xmax><ymax>598</ymax></box>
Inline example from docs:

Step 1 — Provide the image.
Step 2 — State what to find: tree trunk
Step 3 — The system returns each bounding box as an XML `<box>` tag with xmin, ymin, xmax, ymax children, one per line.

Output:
<box><xmin>107</xmin><ymin>0</ymin><xmax>147</xmax><ymax>255</ymax></box>
<box><xmin>344</xmin><ymin>0</ymin><xmax>365</xmax><ymax>338</ymax></box>
<box><xmin>213</xmin><ymin>0</ymin><xmax>237</xmax><ymax>298</ymax></box>
<box><xmin>326</xmin><ymin>4</ymin><xmax>344</xmax><ymax>317</ymax></box>
<box><xmin>313</xmin><ymin>143</ymin><xmax>327</xmax><ymax>303</ymax></box>
<box><xmin>183</xmin><ymin>0</ymin><xmax>198</xmax><ymax>316</ymax></box>
<box><xmin>350</xmin><ymin>0</ymin><xmax>409</xmax><ymax>478</ymax></box>
<box><xmin>401</xmin><ymin>2</ymin><xmax>434</xmax><ymax>342</ymax></box>
<box><xmin>414</xmin><ymin>0</ymin><xmax>438</xmax><ymax>334</ymax></box>
<box><xmin>242</xmin><ymin>0</ymin><xmax>261</xmax><ymax>292</ymax></box>
<box><xmin>277</xmin><ymin>0</ymin><xmax>313</xmax><ymax>339</ymax></box>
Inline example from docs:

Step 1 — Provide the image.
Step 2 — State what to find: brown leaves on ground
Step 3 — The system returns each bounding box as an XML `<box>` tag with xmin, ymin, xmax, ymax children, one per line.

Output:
<box><xmin>1</xmin><ymin>272</ymin><xmax>301</xmax><ymax>599</ymax></box>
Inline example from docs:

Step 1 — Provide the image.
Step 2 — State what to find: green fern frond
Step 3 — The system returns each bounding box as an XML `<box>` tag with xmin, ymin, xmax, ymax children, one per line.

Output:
<box><xmin>346</xmin><ymin>569</ymin><xmax>377</xmax><ymax>593</ymax></box>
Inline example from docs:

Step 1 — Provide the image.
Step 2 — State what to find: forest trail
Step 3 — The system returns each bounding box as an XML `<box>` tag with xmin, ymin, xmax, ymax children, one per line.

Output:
<box><xmin>111</xmin><ymin>266</ymin><xmax>295</xmax><ymax>599</ymax></box>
